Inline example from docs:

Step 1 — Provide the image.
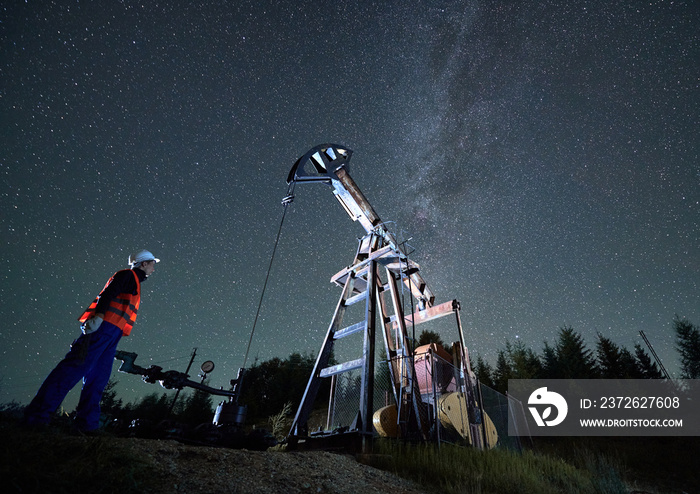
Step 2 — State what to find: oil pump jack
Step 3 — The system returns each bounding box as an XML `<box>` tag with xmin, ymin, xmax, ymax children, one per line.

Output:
<box><xmin>111</xmin><ymin>143</ymin><xmax>496</xmax><ymax>451</ymax></box>
<box><xmin>285</xmin><ymin>144</ymin><xmax>497</xmax><ymax>452</ymax></box>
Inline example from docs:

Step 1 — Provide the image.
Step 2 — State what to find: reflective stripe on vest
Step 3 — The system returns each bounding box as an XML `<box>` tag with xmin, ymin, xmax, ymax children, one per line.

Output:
<box><xmin>78</xmin><ymin>269</ymin><xmax>141</xmax><ymax>336</ymax></box>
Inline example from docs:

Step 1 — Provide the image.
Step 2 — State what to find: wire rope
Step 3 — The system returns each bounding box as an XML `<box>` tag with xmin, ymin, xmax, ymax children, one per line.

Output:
<box><xmin>241</xmin><ymin>181</ymin><xmax>296</xmax><ymax>370</ymax></box>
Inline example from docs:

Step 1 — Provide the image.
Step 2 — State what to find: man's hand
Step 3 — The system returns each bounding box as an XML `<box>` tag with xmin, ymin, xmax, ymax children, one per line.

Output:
<box><xmin>81</xmin><ymin>315</ymin><xmax>104</xmax><ymax>335</ymax></box>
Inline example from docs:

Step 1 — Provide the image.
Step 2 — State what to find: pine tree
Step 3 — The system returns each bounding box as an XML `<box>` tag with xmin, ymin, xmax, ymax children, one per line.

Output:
<box><xmin>634</xmin><ymin>344</ymin><xmax>665</xmax><ymax>379</ymax></box>
<box><xmin>675</xmin><ymin>317</ymin><xmax>700</xmax><ymax>379</ymax></box>
<box><xmin>595</xmin><ymin>333</ymin><xmax>641</xmax><ymax>378</ymax></box>
<box><xmin>619</xmin><ymin>347</ymin><xmax>644</xmax><ymax>378</ymax></box>
<box><xmin>507</xmin><ymin>340</ymin><xmax>542</xmax><ymax>379</ymax></box>
<box><xmin>596</xmin><ymin>333</ymin><xmax>623</xmax><ymax>378</ymax></box>
<box><xmin>474</xmin><ymin>354</ymin><xmax>495</xmax><ymax>389</ymax></box>
<box><xmin>555</xmin><ymin>327</ymin><xmax>599</xmax><ymax>378</ymax></box>
<box><xmin>540</xmin><ymin>341</ymin><xmax>560</xmax><ymax>379</ymax></box>
<box><xmin>493</xmin><ymin>350</ymin><xmax>512</xmax><ymax>393</ymax></box>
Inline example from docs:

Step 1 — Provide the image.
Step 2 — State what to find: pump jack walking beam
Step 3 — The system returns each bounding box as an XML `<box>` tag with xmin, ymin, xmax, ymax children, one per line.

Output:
<box><xmin>287</xmin><ymin>144</ymin><xmax>435</xmax><ymax>310</ymax></box>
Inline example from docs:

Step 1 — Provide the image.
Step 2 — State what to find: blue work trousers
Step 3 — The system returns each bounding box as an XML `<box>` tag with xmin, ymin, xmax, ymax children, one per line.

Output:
<box><xmin>24</xmin><ymin>320</ymin><xmax>123</xmax><ymax>431</ymax></box>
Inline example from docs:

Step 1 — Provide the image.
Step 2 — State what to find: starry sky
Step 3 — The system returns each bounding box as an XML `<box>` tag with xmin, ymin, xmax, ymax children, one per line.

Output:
<box><xmin>2</xmin><ymin>1</ymin><xmax>698</xmax><ymax>410</ymax></box>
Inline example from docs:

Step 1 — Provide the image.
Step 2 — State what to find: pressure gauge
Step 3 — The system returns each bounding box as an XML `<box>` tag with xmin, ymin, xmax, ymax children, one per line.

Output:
<box><xmin>200</xmin><ymin>360</ymin><xmax>215</xmax><ymax>374</ymax></box>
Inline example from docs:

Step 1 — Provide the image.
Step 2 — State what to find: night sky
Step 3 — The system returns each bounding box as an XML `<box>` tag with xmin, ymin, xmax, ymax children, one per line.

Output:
<box><xmin>2</xmin><ymin>1</ymin><xmax>698</xmax><ymax>411</ymax></box>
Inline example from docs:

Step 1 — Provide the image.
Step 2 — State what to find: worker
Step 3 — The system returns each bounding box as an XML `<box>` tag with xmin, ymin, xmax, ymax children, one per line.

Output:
<box><xmin>22</xmin><ymin>250</ymin><xmax>160</xmax><ymax>433</ymax></box>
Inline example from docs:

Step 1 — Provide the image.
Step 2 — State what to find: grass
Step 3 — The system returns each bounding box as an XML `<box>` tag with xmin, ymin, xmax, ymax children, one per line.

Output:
<box><xmin>363</xmin><ymin>439</ymin><xmax>629</xmax><ymax>494</ymax></box>
<box><xmin>363</xmin><ymin>436</ymin><xmax>700</xmax><ymax>494</ymax></box>
<box><xmin>534</xmin><ymin>436</ymin><xmax>700</xmax><ymax>494</ymax></box>
<box><xmin>268</xmin><ymin>400</ymin><xmax>294</xmax><ymax>441</ymax></box>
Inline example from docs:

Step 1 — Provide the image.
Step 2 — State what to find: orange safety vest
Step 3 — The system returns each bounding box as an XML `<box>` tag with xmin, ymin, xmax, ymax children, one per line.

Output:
<box><xmin>78</xmin><ymin>269</ymin><xmax>141</xmax><ymax>336</ymax></box>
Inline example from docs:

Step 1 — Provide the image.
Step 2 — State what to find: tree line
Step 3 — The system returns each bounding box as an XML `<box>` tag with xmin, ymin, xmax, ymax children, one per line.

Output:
<box><xmin>92</xmin><ymin>352</ymin><xmax>324</xmax><ymax>428</ymax></box>
<box><xmin>6</xmin><ymin>318</ymin><xmax>693</xmax><ymax>429</ymax></box>
<box><xmin>473</xmin><ymin>317</ymin><xmax>699</xmax><ymax>394</ymax></box>
<box><xmin>99</xmin><ymin>316</ymin><xmax>698</xmax><ymax>425</ymax></box>
<box><xmin>98</xmin><ymin>380</ymin><xmax>216</xmax><ymax>427</ymax></box>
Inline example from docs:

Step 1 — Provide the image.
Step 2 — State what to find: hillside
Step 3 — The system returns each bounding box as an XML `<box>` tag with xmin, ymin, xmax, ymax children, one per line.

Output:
<box><xmin>2</xmin><ymin>424</ymin><xmax>427</xmax><ymax>494</ymax></box>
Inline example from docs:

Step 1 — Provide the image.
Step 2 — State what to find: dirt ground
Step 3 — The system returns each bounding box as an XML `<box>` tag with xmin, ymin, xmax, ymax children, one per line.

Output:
<box><xmin>119</xmin><ymin>436</ymin><xmax>429</xmax><ymax>494</ymax></box>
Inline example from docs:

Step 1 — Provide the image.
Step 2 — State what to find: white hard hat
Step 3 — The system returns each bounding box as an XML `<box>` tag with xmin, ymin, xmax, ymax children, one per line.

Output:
<box><xmin>129</xmin><ymin>249</ymin><xmax>160</xmax><ymax>268</ymax></box>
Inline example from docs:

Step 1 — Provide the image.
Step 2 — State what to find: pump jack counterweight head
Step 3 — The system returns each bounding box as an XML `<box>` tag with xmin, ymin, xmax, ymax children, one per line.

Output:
<box><xmin>287</xmin><ymin>144</ymin><xmax>352</xmax><ymax>184</ymax></box>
